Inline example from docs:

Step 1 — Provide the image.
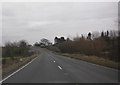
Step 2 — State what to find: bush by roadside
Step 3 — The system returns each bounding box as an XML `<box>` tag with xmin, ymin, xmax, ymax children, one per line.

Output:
<box><xmin>46</xmin><ymin>46</ymin><xmax>61</xmax><ymax>52</ymax></box>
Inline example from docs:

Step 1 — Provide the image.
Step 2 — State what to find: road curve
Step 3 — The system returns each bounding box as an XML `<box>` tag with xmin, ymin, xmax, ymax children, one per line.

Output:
<box><xmin>3</xmin><ymin>48</ymin><xmax>118</xmax><ymax>83</ymax></box>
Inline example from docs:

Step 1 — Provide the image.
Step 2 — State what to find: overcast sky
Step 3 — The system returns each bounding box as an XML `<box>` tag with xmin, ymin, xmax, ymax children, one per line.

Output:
<box><xmin>2</xmin><ymin>2</ymin><xmax>118</xmax><ymax>45</ymax></box>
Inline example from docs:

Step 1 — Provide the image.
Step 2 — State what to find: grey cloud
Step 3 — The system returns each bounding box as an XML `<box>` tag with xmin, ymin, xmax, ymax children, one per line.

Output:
<box><xmin>2</xmin><ymin>2</ymin><xmax>118</xmax><ymax>45</ymax></box>
<box><xmin>2</xmin><ymin>8</ymin><xmax>15</xmax><ymax>17</ymax></box>
<box><xmin>2</xmin><ymin>35</ymin><xmax>22</xmax><ymax>44</ymax></box>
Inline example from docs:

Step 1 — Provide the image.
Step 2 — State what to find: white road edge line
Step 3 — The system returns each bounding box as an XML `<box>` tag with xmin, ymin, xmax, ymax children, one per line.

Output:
<box><xmin>0</xmin><ymin>56</ymin><xmax>38</xmax><ymax>83</ymax></box>
<box><xmin>58</xmin><ymin>66</ymin><xmax>62</xmax><ymax>70</ymax></box>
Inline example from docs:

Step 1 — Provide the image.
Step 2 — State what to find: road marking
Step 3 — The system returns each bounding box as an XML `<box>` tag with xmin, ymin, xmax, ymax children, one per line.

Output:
<box><xmin>53</xmin><ymin>61</ymin><xmax>55</xmax><ymax>63</ymax></box>
<box><xmin>0</xmin><ymin>56</ymin><xmax>38</xmax><ymax>83</ymax></box>
<box><xmin>58</xmin><ymin>66</ymin><xmax>62</xmax><ymax>70</ymax></box>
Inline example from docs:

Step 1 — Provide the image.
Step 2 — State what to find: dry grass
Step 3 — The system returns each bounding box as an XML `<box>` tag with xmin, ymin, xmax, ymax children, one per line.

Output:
<box><xmin>2</xmin><ymin>53</ymin><xmax>39</xmax><ymax>76</ymax></box>
<box><xmin>55</xmin><ymin>52</ymin><xmax>119</xmax><ymax>70</ymax></box>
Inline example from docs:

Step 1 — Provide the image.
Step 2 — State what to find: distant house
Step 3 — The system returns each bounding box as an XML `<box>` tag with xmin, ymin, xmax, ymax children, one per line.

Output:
<box><xmin>54</xmin><ymin>37</ymin><xmax>66</xmax><ymax>44</ymax></box>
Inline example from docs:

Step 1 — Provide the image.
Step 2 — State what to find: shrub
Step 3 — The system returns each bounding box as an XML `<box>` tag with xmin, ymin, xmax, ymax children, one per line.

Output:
<box><xmin>47</xmin><ymin>46</ymin><xmax>61</xmax><ymax>52</ymax></box>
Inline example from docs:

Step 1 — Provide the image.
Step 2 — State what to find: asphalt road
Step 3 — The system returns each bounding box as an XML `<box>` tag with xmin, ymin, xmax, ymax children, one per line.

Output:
<box><xmin>3</xmin><ymin>48</ymin><xmax>118</xmax><ymax>83</ymax></box>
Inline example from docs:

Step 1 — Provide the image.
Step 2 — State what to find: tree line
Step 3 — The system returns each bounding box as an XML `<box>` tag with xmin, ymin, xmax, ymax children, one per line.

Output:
<box><xmin>34</xmin><ymin>30</ymin><xmax>119</xmax><ymax>62</ymax></box>
<box><xmin>55</xmin><ymin>30</ymin><xmax>119</xmax><ymax>62</ymax></box>
<box><xmin>34</xmin><ymin>38</ymin><xmax>52</xmax><ymax>47</ymax></box>
<box><xmin>2</xmin><ymin>40</ymin><xmax>32</xmax><ymax>61</ymax></box>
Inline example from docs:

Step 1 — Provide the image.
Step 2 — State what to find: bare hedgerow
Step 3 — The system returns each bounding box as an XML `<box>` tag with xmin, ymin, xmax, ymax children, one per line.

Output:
<box><xmin>57</xmin><ymin>37</ymin><xmax>107</xmax><ymax>56</ymax></box>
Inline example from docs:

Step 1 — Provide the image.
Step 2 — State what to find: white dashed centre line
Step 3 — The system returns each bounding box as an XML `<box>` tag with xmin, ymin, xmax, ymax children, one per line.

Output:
<box><xmin>58</xmin><ymin>66</ymin><xmax>62</xmax><ymax>70</ymax></box>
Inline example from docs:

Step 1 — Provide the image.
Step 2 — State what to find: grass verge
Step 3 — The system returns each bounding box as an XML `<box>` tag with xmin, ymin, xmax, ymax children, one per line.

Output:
<box><xmin>2</xmin><ymin>53</ymin><xmax>39</xmax><ymax>77</ymax></box>
<box><xmin>53</xmin><ymin>52</ymin><xmax>119</xmax><ymax>70</ymax></box>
